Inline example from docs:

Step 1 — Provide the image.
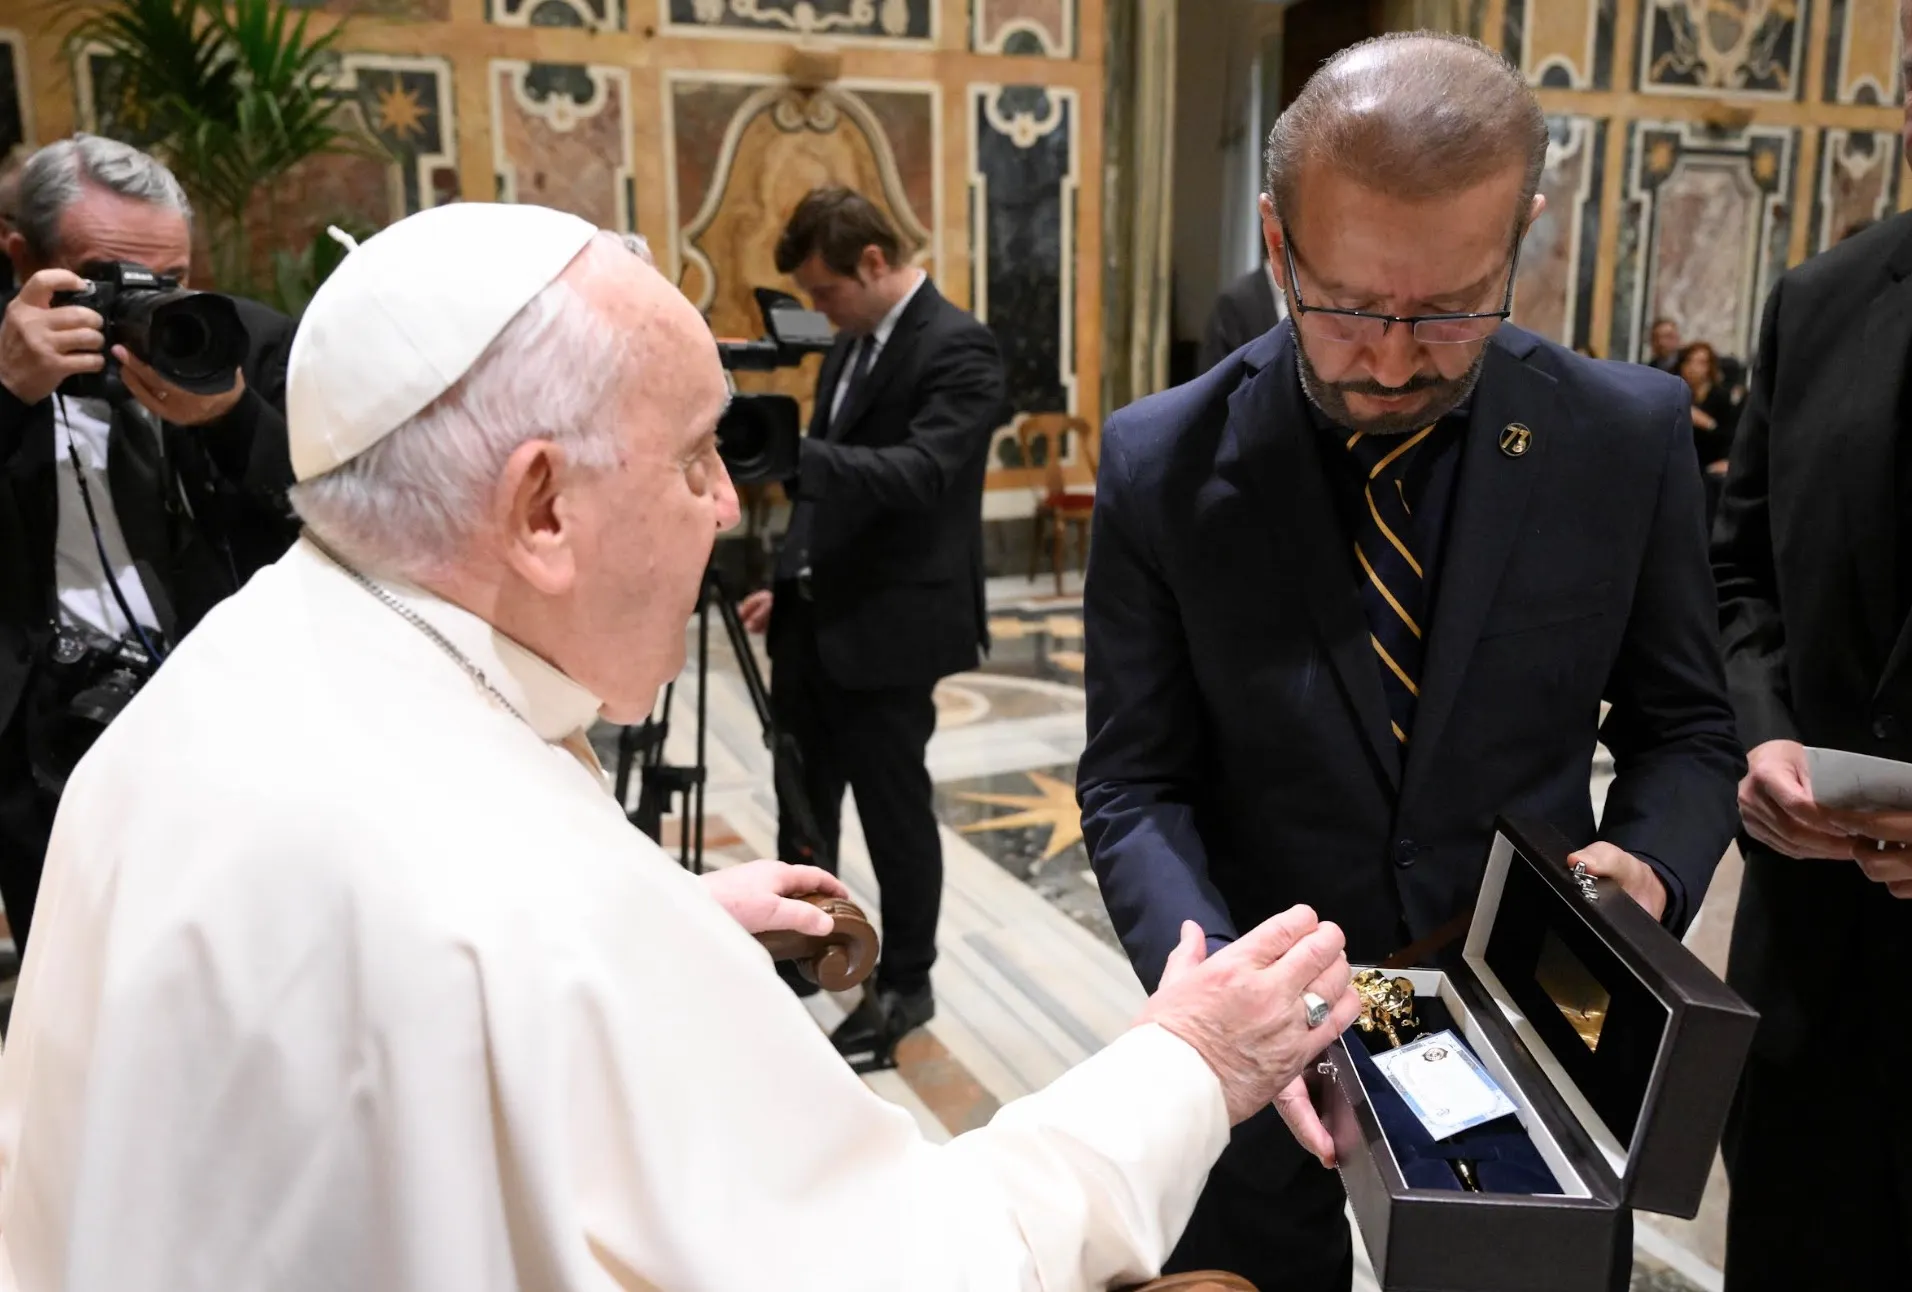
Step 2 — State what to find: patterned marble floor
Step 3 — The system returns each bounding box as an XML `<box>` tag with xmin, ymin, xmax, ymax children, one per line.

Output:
<box><xmin>612</xmin><ymin>572</ymin><xmax>1739</xmax><ymax>1292</ymax></box>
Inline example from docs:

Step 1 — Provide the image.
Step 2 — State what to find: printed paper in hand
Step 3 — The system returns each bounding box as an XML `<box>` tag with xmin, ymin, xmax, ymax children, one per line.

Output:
<box><xmin>1370</xmin><ymin>1029</ymin><xmax>1520</xmax><ymax>1141</ymax></box>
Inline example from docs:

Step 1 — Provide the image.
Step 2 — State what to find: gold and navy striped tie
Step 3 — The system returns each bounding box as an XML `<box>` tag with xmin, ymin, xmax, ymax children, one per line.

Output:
<box><xmin>1347</xmin><ymin>426</ymin><xmax>1435</xmax><ymax>746</ymax></box>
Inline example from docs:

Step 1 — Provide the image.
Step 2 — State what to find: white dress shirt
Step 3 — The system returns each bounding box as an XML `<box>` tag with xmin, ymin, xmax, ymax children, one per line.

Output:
<box><xmin>50</xmin><ymin>397</ymin><xmax>159</xmax><ymax>639</ymax></box>
<box><xmin>829</xmin><ymin>268</ymin><xmax>927</xmax><ymax>424</ymax></box>
<box><xmin>0</xmin><ymin>537</ymin><xmax>1229</xmax><ymax>1292</ymax></box>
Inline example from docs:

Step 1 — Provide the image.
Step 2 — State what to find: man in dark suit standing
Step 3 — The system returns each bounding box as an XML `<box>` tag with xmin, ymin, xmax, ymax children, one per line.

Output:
<box><xmin>1079</xmin><ymin>35</ymin><xmax>1743</xmax><ymax>1291</ymax></box>
<box><xmin>1712</xmin><ymin>8</ymin><xmax>1912</xmax><ymax>1281</ymax></box>
<box><xmin>739</xmin><ymin>187</ymin><xmax>1007</xmax><ymax>1070</ymax></box>
<box><xmin>0</xmin><ymin>135</ymin><xmax>298</xmax><ymax>953</ymax></box>
<box><xmin>1197</xmin><ymin>259</ymin><xmax>1287</xmax><ymax>373</ymax></box>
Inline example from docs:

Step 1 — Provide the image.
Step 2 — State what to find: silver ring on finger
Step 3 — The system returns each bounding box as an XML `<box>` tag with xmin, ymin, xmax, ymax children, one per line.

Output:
<box><xmin>1302</xmin><ymin>991</ymin><xmax>1331</xmax><ymax>1029</ymax></box>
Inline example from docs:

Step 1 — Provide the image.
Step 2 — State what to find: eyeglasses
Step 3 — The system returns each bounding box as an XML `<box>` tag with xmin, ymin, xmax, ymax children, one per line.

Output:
<box><xmin>1279</xmin><ymin>221</ymin><xmax>1521</xmax><ymax>347</ymax></box>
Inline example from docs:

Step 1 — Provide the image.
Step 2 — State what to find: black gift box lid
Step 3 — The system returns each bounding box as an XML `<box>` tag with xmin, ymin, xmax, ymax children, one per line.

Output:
<box><xmin>1460</xmin><ymin>817</ymin><xmax>1758</xmax><ymax>1217</ymax></box>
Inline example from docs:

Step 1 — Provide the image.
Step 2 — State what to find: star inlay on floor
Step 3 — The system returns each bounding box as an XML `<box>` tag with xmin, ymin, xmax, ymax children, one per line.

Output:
<box><xmin>956</xmin><ymin>769</ymin><xmax>1084</xmax><ymax>860</ymax></box>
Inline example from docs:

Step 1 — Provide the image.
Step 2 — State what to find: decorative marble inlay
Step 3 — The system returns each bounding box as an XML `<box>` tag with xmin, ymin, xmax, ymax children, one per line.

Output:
<box><xmin>1615</xmin><ymin>121</ymin><xmax>1794</xmax><ymax>365</ymax></box>
<box><xmin>1812</xmin><ymin>128</ymin><xmax>1902</xmax><ymax>251</ymax></box>
<box><xmin>1514</xmin><ymin>116</ymin><xmax>1606</xmax><ymax>350</ymax></box>
<box><xmin>1507</xmin><ymin>0</ymin><xmax>1618</xmax><ymax>89</ymax></box>
<box><xmin>971</xmin><ymin>0</ymin><xmax>1074</xmax><ymax>57</ymax></box>
<box><xmin>285</xmin><ymin>0</ymin><xmax>451</xmax><ymax>15</ymax></box>
<box><xmin>970</xmin><ymin>85</ymin><xmax>1080</xmax><ymax>422</ymax></box>
<box><xmin>1821</xmin><ymin>0</ymin><xmax>1903</xmax><ymax>104</ymax></box>
<box><xmin>1638</xmin><ymin>0</ymin><xmax>1805</xmax><ymax>98</ymax></box>
<box><xmin>492</xmin><ymin>61</ymin><xmax>635</xmax><ymax>230</ymax></box>
<box><xmin>488</xmin><ymin>0</ymin><xmax>622</xmax><ymax>28</ymax></box>
<box><xmin>336</xmin><ymin>54</ymin><xmax>460</xmax><ymax>216</ymax></box>
<box><xmin>668</xmin><ymin>75</ymin><xmax>938</xmax><ymax>417</ymax></box>
<box><xmin>663</xmin><ymin>0</ymin><xmax>933</xmax><ymax>42</ymax></box>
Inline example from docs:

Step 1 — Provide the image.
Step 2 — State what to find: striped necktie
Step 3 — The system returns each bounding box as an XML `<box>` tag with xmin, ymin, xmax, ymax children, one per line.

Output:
<box><xmin>1346</xmin><ymin>425</ymin><xmax>1436</xmax><ymax>747</ymax></box>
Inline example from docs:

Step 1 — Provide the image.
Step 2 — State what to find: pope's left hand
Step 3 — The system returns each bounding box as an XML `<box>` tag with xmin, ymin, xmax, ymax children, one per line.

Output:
<box><xmin>701</xmin><ymin>859</ymin><xmax>849</xmax><ymax>936</ymax></box>
<box><xmin>114</xmin><ymin>345</ymin><xmax>245</xmax><ymax>427</ymax></box>
<box><xmin>1566</xmin><ymin>842</ymin><xmax>1667</xmax><ymax>921</ymax></box>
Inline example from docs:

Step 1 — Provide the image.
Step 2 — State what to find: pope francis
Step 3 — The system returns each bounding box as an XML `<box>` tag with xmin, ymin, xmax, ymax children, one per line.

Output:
<box><xmin>0</xmin><ymin>202</ymin><xmax>1358</xmax><ymax>1291</ymax></box>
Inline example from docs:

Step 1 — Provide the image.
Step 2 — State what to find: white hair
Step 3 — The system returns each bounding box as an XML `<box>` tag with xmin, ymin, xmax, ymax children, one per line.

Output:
<box><xmin>291</xmin><ymin>231</ymin><xmax>641</xmax><ymax>581</ymax></box>
<box><xmin>15</xmin><ymin>134</ymin><xmax>192</xmax><ymax>262</ymax></box>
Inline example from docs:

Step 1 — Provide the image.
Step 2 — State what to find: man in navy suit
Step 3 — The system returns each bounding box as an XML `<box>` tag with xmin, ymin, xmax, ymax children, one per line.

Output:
<box><xmin>1079</xmin><ymin>34</ymin><xmax>1744</xmax><ymax>1291</ymax></box>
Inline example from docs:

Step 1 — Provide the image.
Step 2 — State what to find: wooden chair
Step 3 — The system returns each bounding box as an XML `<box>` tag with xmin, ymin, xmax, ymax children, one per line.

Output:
<box><xmin>1017</xmin><ymin>413</ymin><xmax>1098</xmax><ymax>595</ymax></box>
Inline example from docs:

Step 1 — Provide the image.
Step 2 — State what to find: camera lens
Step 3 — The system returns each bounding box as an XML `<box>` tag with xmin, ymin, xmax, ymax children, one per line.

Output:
<box><xmin>115</xmin><ymin>288</ymin><xmax>250</xmax><ymax>393</ymax></box>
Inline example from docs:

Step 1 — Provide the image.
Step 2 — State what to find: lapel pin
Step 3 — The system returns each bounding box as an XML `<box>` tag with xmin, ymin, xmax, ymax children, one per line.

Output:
<box><xmin>1499</xmin><ymin>423</ymin><xmax>1533</xmax><ymax>458</ymax></box>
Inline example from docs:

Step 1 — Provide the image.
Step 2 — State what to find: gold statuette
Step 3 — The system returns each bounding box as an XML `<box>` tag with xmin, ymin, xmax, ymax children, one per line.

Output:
<box><xmin>1353</xmin><ymin>969</ymin><xmax>1420</xmax><ymax>1048</ymax></box>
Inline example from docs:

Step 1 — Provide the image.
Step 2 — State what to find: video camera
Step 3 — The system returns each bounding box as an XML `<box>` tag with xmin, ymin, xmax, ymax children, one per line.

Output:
<box><xmin>51</xmin><ymin>260</ymin><xmax>251</xmax><ymax>403</ymax></box>
<box><xmin>714</xmin><ymin>288</ymin><xmax>836</xmax><ymax>485</ymax></box>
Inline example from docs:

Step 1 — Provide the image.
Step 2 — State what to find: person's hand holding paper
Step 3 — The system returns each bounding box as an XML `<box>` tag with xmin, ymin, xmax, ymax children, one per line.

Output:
<box><xmin>1741</xmin><ymin>740</ymin><xmax>1912</xmax><ymax>898</ymax></box>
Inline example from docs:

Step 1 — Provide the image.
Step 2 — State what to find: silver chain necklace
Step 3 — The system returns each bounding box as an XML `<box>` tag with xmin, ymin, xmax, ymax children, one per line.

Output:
<box><xmin>305</xmin><ymin>532</ymin><xmax>529</xmax><ymax>727</ymax></box>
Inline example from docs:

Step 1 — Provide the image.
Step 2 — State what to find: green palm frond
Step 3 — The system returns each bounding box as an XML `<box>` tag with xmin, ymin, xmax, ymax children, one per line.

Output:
<box><xmin>57</xmin><ymin>0</ymin><xmax>379</xmax><ymax>297</ymax></box>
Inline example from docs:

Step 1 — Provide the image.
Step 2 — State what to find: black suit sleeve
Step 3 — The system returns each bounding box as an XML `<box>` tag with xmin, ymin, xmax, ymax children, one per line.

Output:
<box><xmin>1077</xmin><ymin>424</ymin><xmax>1239</xmax><ymax>989</ymax></box>
<box><xmin>1595</xmin><ymin>392</ymin><xmax>1747</xmax><ymax>931</ymax></box>
<box><xmin>794</xmin><ymin>326</ymin><xmax>1005</xmax><ymax>512</ymax></box>
<box><xmin>1712</xmin><ymin>279</ymin><xmax>1797</xmax><ymax>751</ymax></box>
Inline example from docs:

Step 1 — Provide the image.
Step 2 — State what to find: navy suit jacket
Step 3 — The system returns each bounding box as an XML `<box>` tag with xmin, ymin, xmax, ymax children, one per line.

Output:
<box><xmin>1079</xmin><ymin>322</ymin><xmax>1745</xmax><ymax>988</ymax></box>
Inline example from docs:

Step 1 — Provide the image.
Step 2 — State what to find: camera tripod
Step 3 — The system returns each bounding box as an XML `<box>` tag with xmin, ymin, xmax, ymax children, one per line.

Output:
<box><xmin>614</xmin><ymin>566</ymin><xmax>830</xmax><ymax>875</ymax></box>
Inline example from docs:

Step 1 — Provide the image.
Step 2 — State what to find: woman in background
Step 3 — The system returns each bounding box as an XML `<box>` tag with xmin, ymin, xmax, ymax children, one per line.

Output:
<box><xmin>1678</xmin><ymin>340</ymin><xmax>1737</xmax><ymax>522</ymax></box>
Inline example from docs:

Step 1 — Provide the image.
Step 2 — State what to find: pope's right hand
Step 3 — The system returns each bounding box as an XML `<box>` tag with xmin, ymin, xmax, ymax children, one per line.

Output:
<box><xmin>1738</xmin><ymin>739</ymin><xmax>1856</xmax><ymax>860</ymax></box>
<box><xmin>0</xmin><ymin>269</ymin><xmax>106</xmax><ymax>406</ymax></box>
<box><xmin>738</xmin><ymin>589</ymin><xmax>772</xmax><ymax>635</ymax></box>
<box><xmin>1136</xmin><ymin>907</ymin><xmax>1357</xmax><ymax>1160</ymax></box>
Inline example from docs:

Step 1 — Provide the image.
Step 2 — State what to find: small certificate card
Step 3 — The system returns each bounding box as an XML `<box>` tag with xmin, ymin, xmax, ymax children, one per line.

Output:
<box><xmin>1370</xmin><ymin>1029</ymin><xmax>1520</xmax><ymax>1141</ymax></box>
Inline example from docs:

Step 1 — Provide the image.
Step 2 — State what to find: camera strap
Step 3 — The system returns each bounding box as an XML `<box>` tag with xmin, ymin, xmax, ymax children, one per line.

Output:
<box><xmin>58</xmin><ymin>404</ymin><xmax>168</xmax><ymax>665</ymax></box>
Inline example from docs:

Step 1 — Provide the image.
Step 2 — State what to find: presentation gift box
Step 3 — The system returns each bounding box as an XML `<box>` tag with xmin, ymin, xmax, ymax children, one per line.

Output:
<box><xmin>1306</xmin><ymin>817</ymin><xmax>1757</xmax><ymax>1292</ymax></box>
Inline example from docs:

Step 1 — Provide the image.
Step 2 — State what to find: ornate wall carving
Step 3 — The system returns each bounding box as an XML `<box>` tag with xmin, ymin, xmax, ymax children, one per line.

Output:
<box><xmin>488</xmin><ymin>0</ymin><xmax>623</xmax><ymax>27</ymax></box>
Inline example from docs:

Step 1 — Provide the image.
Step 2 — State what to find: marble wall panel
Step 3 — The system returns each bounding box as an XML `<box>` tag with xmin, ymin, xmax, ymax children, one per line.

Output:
<box><xmin>971</xmin><ymin>85</ymin><xmax>1079</xmax><ymax>423</ymax></box>
<box><xmin>1821</xmin><ymin>0</ymin><xmax>1903</xmax><ymax>104</ymax></box>
<box><xmin>0</xmin><ymin>31</ymin><xmax>28</xmax><ymax>161</ymax></box>
<box><xmin>1638</xmin><ymin>0</ymin><xmax>1806</xmax><ymax>98</ymax></box>
<box><xmin>1615</xmin><ymin>121</ymin><xmax>1794</xmax><ymax>365</ymax></box>
<box><xmin>1505</xmin><ymin>0</ymin><xmax>1617</xmax><ymax>89</ymax></box>
<box><xmin>663</xmin><ymin>0</ymin><xmax>934</xmax><ymax>42</ymax></box>
<box><xmin>285</xmin><ymin>0</ymin><xmax>451</xmax><ymax>16</ymax></box>
<box><xmin>1811</xmin><ymin>127</ymin><xmax>1902</xmax><ymax>249</ymax></box>
<box><xmin>972</xmin><ymin>0</ymin><xmax>1075</xmax><ymax>57</ymax></box>
<box><xmin>488</xmin><ymin>0</ymin><xmax>623</xmax><ymax>29</ymax></box>
<box><xmin>492</xmin><ymin>62</ymin><xmax>635</xmax><ymax>230</ymax></box>
<box><xmin>336</xmin><ymin>55</ymin><xmax>460</xmax><ymax>218</ymax></box>
<box><xmin>669</xmin><ymin>77</ymin><xmax>939</xmax><ymax>412</ymax></box>
<box><xmin>1513</xmin><ymin>115</ymin><xmax>1606</xmax><ymax>349</ymax></box>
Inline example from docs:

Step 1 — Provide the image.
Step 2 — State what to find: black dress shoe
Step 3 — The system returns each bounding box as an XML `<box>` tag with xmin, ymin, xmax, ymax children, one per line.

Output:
<box><xmin>830</xmin><ymin>985</ymin><xmax>934</xmax><ymax>1073</ymax></box>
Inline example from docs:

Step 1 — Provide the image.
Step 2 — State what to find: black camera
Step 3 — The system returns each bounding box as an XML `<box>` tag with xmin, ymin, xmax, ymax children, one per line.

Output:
<box><xmin>32</xmin><ymin>627</ymin><xmax>157</xmax><ymax>794</ymax></box>
<box><xmin>714</xmin><ymin>288</ymin><xmax>836</xmax><ymax>486</ymax></box>
<box><xmin>51</xmin><ymin>261</ymin><xmax>250</xmax><ymax>402</ymax></box>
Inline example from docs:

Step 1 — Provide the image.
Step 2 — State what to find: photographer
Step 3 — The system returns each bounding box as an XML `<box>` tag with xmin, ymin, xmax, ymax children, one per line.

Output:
<box><xmin>739</xmin><ymin>188</ymin><xmax>1008</xmax><ymax>1070</ymax></box>
<box><xmin>0</xmin><ymin>135</ymin><xmax>298</xmax><ymax>951</ymax></box>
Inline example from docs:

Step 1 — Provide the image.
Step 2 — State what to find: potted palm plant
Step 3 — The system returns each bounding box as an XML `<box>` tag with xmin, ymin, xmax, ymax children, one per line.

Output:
<box><xmin>61</xmin><ymin>0</ymin><xmax>377</xmax><ymax>307</ymax></box>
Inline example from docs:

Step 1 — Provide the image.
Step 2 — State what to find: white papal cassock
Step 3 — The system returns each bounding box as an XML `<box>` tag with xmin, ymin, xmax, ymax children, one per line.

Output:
<box><xmin>0</xmin><ymin>537</ymin><xmax>1227</xmax><ymax>1291</ymax></box>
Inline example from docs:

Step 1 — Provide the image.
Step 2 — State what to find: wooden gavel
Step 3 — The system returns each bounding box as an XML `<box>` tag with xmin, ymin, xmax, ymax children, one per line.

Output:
<box><xmin>754</xmin><ymin>894</ymin><xmax>880</xmax><ymax>992</ymax></box>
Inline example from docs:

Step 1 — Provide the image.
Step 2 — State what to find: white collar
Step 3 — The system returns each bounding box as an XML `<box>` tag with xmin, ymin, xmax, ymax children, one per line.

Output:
<box><xmin>299</xmin><ymin>538</ymin><xmax>605</xmax><ymax>743</ymax></box>
<box><xmin>867</xmin><ymin>270</ymin><xmax>927</xmax><ymax>349</ymax></box>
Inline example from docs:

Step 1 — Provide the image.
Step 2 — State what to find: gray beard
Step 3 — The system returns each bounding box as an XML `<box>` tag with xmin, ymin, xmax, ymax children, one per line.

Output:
<box><xmin>1295</xmin><ymin>338</ymin><xmax>1488</xmax><ymax>437</ymax></box>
